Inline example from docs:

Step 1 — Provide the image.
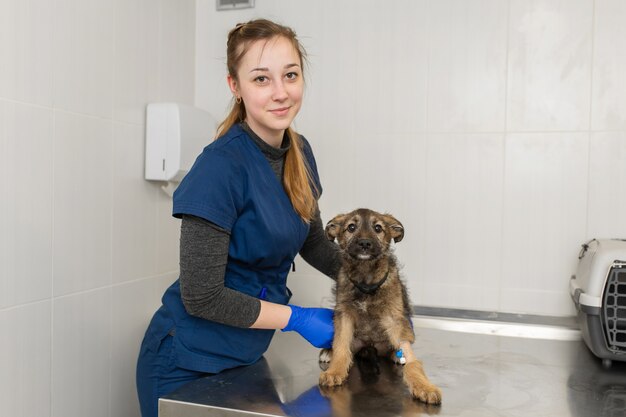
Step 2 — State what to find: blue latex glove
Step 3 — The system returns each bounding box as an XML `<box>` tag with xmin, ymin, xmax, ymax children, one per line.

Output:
<box><xmin>281</xmin><ymin>385</ymin><xmax>331</xmax><ymax>417</ymax></box>
<box><xmin>282</xmin><ymin>305</ymin><xmax>334</xmax><ymax>348</ymax></box>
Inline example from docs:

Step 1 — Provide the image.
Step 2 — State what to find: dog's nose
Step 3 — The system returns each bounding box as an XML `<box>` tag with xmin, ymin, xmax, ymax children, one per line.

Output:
<box><xmin>357</xmin><ymin>239</ymin><xmax>373</xmax><ymax>250</ymax></box>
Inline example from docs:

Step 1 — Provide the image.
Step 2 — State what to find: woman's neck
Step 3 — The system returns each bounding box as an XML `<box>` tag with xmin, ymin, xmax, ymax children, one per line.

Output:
<box><xmin>241</xmin><ymin>122</ymin><xmax>291</xmax><ymax>159</ymax></box>
<box><xmin>243</xmin><ymin>120</ymin><xmax>284</xmax><ymax>148</ymax></box>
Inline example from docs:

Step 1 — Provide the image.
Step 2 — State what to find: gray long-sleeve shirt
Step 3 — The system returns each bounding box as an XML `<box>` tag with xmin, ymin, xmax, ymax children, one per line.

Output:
<box><xmin>179</xmin><ymin>124</ymin><xmax>341</xmax><ymax>328</ymax></box>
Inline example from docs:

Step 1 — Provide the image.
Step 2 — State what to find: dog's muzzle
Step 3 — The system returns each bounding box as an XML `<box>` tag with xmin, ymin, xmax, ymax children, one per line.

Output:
<box><xmin>348</xmin><ymin>239</ymin><xmax>381</xmax><ymax>260</ymax></box>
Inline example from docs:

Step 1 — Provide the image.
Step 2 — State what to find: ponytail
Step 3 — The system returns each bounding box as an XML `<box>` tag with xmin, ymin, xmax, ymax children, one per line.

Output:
<box><xmin>283</xmin><ymin>127</ymin><xmax>318</xmax><ymax>222</ymax></box>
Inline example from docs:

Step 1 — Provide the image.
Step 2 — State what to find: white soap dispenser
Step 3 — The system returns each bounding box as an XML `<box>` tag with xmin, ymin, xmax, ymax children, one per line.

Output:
<box><xmin>145</xmin><ymin>103</ymin><xmax>217</xmax><ymax>196</ymax></box>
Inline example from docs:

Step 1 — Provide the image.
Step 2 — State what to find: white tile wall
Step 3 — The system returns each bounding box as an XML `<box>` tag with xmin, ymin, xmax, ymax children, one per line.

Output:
<box><xmin>0</xmin><ymin>0</ymin><xmax>194</xmax><ymax>416</ymax></box>
<box><xmin>158</xmin><ymin>0</ymin><xmax>197</xmax><ymax>104</ymax></box>
<box><xmin>427</xmin><ymin>0</ymin><xmax>508</xmax><ymax>132</ymax></box>
<box><xmin>196</xmin><ymin>0</ymin><xmax>626</xmax><ymax>316</ymax></box>
<box><xmin>0</xmin><ymin>0</ymin><xmax>54</xmax><ymax>106</ymax></box>
<box><xmin>110</xmin><ymin>273</ymin><xmax>176</xmax><ymax>417</ymax></box>
<box><xmin>0</xmin><ymin>301</ymin><xmax>52</xmax><ymax>417</ymax></box>
<box><xmin>0</xmin><ymin>101</ymin><xmax>53</xmax><ymax>308</ymax></box>
<box><xmin>420</xmin><ymin>133</ymin><xmax>504</xmax><ymax>310</ymax></box>
<box><xmin>113</xmin><ymin>0</ymin><xmax>161</xmax><ymax>125</ymax></box>
<box><xmin>53</xmin><ymin>0</ymin><xmax>116</xmax><ymax>119</ymax></box>
<box><xmin>501</xmin><ymin>132</ymin><xmax>589</xmax><ymax>315</ymax></box>
<box><xmin>301</xmin><ymin>0</ymin><xmax>430</xmax><ymax>136</ymax></box>
<box><xmin>53</xmin><ymin>110</ymin><xmax>113</xmax><ymax>296</ymax></box>
<box><xmin>112</xmin><ymin>122</ymin><xmax>158</xmax><ymax>284</ymax></box>
<box><xmin>507</xmin><ymin>0</ymin><xmax>594</xmax><ymax>131</ymax></box>
<box><xmin>53</xmin><ymin>289</ymin><xmax>112</xmax><ymax>417</ymax></box>
<box><xmin>591</xmin><ymin>0</ymin><xmax>626</xmax><ymax>130</ymax></box>
<box><xmin>588</xmin><ymin>131</ymin><xmax>626</xmax><ymax>238</ymax></box>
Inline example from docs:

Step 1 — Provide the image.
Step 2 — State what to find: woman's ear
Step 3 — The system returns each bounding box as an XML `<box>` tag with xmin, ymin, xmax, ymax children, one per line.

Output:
<box><xmin>227</xmin><ymin>74</ymin><xmax>239</xmax><ymax>97</ymax></box>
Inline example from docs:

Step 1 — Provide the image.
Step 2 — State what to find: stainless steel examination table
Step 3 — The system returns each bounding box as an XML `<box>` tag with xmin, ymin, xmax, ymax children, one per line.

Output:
<box><xmin>160</xmin><ymin>312</ymin><xmax>626</xmax><ymax>417</ymax></box>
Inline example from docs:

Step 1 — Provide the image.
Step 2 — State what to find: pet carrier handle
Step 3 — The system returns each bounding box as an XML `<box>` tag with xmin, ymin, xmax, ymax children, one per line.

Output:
<box><xmin>578</xmin><ymin>239</ymin><xmax>598</xmax><ymax>259</ymax></box>
<box><xmin>569</xmin><ymin>275</ymin><xmax>582</xmax><ymax>308</ymax></box>
<box><xmin>569</xmin><ymin>275</ymin><xmax>602</xmax><ymax>312</ymax></box>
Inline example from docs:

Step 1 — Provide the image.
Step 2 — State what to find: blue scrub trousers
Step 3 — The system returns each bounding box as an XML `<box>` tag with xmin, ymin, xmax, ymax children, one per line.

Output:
<box><xmin>136</xmin><ymin>334</ymin><xmax>210</xmax><ymax>417</ymax></box>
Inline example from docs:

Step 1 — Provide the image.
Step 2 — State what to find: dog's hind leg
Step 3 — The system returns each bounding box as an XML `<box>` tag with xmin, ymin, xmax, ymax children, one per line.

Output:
<box><xmin>319</xmin><ymin>349</ymin><xmax>332</xmax><ymax>363</ymax></box>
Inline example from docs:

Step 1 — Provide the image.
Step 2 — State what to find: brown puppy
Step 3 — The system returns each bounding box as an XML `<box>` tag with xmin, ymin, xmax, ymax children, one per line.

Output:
<box><xmin>319</xmin><ymin>208</ymin><xmax>442</xmax><ymax>405</ymax></box>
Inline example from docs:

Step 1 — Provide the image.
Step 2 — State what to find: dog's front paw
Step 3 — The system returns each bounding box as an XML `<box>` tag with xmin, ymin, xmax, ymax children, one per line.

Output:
<box><xmin>404</xmin><ymin>362</ymin><xmax>442</xmax><ymax>405</ymax></box>
<box><xmin>318</xmin><ymin>383</ymin><xmax>349</xmax><ymax>398</ymax></box>
<box><xmin>319</xmin><ymin>369</ymin><xmax>348</xmax><ymax>387</ymax></box>
<box><xmin>409</xmin><ymin>381</ymin><xmax>442</xmax><ymax>405</ymax></box>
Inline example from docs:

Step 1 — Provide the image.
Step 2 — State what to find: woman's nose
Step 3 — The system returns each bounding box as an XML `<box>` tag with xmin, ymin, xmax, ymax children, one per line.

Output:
<box><xmin>272</xmin><ymin>80</ymin><xmax>288</xmax><ymax>101</ymax></box>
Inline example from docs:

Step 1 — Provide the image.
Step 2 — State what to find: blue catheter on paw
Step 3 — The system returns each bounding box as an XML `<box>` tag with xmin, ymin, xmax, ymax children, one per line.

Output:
<box><xmin>396</xmin><ymin>349</ymin><xmax>406</xmax><ymax>365</ymax></box>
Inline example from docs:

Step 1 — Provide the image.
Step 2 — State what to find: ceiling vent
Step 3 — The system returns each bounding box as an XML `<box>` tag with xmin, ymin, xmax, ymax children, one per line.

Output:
<box><xmin>216</xmin><ymin>0</ymin><xmax>254</xmax><ymax>10</ymax></box>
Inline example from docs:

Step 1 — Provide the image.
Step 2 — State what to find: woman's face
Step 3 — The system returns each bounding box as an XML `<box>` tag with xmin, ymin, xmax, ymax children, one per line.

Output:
<box><xmin>228</xmin><ymin>36</ymin><xmax>304</xmax><ymax>146</ymax></box>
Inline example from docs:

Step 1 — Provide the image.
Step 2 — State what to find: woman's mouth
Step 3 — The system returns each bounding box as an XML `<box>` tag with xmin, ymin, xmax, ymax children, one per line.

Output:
<box><xmin>269</xmin><ymin>107</ymin><xmax>290</xmax><ymax>116</ymax></box>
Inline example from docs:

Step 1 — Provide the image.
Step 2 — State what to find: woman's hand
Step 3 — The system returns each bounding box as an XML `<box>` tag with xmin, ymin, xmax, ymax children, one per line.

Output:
<box><xmin>282</xmin><ymin>305</ymin><xmax>335</xmax><ymax>348</ymax></box>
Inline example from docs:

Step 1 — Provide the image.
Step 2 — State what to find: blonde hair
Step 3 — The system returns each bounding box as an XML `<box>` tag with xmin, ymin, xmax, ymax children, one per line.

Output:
<box><xmin>216</xmin><ymin>19</ymin><xmax>317</xmax><ymax>222</ymax></box>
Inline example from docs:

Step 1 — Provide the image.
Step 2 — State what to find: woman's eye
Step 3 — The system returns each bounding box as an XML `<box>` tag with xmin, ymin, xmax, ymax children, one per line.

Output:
<box><xmin>347</xmin><ymin>224</ymin><xmax>356</xmax><ymax>233</ymax></box>
<box><xmin>374</xmin><ymin>225</ymin><xmax>383</xmax><ymax>233</ymax></box>
<box><xmin>254</xmin><ymin>76</ymin><xmax>269</xmax><ymax>84</ymax></box>
<box><xmin>285</xmin><ymin>72</ymin><xmax>299</xmax><ymax>80</ymax></box>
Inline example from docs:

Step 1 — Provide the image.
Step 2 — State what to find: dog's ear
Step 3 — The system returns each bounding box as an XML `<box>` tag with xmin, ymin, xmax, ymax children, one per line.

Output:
<box><xmin>325</xmin><ymin>214</ymin><xmax>347</xmax><ymax>241</ymax></box>
<box><xmin>383</xmin><ymin>214</ymin><xmax>404</xmax><ymax>243</ymax></box>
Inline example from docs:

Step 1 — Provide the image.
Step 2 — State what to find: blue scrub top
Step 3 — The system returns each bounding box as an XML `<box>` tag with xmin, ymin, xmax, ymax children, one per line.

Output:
<box><xmin>144</xmin><ymin>123</ymin><xmax>322</xmax><ymax>374</ymax></box>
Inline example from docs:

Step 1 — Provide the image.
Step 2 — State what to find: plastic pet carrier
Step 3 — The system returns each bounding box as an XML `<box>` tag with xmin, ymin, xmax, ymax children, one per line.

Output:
<box><xmin>570</xmin><ymin>239</ymin><xmax>626</xmax><ymax>367</ymax></box>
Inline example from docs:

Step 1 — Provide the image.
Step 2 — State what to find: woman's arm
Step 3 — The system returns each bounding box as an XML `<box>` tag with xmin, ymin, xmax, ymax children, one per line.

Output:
<box><xmin>180</xmin><ymin>215</ymin><xmax>322</xmax><ymax>331</ymax></box>
<box><xmin>299</xmin><ymin>205</ymin><xmax>342</xmax><ymax>279</ymax></box>
<box><xmin>181</xmin><ymin>214</ymin><xmax>334</xmax><ymax>346</ymax></box>
<box><xmin>179</xmin><ymin>214</ymin><xmax>263</xmax><ymax>328</ymax></box>
<box><xmin>181</xmin><ymin>215</ymin><xmax>303</xmax><ymax>330</ymax></box>
<box><xmin>249</xmin><ymin>300</ymin><xmax>291</xmax><ymax>329</ymax></box>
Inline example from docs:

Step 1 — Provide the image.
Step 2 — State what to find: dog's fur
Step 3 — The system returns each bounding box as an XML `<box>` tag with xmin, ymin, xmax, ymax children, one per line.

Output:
<box><xmin>319</xmin><ymin>208</ymin><xmax>442</xmax><ymax>404</ymax></box>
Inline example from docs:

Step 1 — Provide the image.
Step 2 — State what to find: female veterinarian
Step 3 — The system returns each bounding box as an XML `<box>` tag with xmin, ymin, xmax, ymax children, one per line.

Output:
<box><xmin>136</xmin><ymin>19</ymin><xmax>341</xmax><ymax>417</ymax></box>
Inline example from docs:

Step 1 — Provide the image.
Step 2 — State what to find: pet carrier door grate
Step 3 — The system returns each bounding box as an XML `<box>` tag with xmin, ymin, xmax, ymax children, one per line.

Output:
<box><xmin>602</xmin><ymin>262</ymin><xmax>626</xmax><ymax>352</ymax></box>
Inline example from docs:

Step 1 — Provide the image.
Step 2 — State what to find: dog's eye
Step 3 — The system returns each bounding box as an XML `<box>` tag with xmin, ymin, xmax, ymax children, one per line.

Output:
<box><xmin>347</xmin><ymin>224</ymin><xmax>356</xmax><ymax>233</ymax></box>
<box><xmin>374</xmin><ymin>224</ymin><xmax>383</xmax><ymax>233</ymax></box>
